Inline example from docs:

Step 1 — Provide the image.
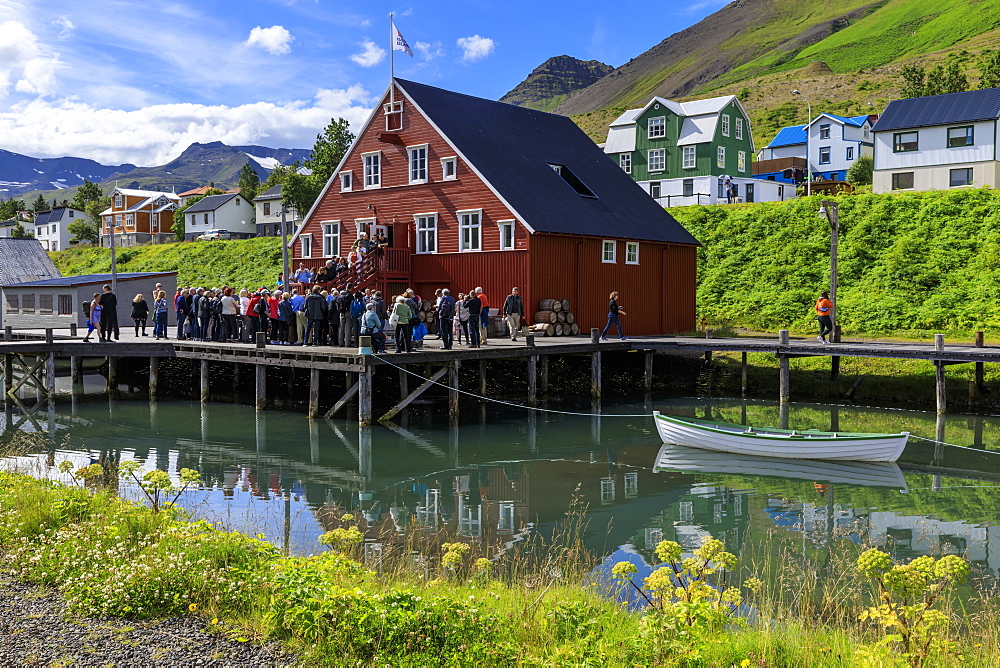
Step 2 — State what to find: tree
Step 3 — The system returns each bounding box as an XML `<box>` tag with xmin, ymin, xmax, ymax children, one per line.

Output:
<box><xmin>925</xmin><ymin>61</ymin><xmax>967</xmax><ymax>96</ymax></box>
<box><xmin>846</xmin><ymin>154</ymin><xmax>874</xmax><ymax>186</ymax></box>
<box><xmin>237</xmin><ymin>162</ymin><xmax>261</xmax><ymax>203</ymax></box>
<box><xmin>67</xmin><ymin>219</ymin><xmax>100</xmax><ymax>244</ymax></box>
<box><xmin>31</xmin><ymin>194</ymin><xmax>48</xmax><ymax>213</ymax></box>
<box><xmin>71</xmin><ymin>180</ymin><xmax>105</xmax><ymax>211</ymax></box>
<box><xmin>281</xmin><ymin>171</ymin><xmax>321</xmax><ymax>221</ymax></box>
<box><xmin>979</xmin><ymin>50</ymin><xmax>1000</xmax><ymax>89</ymax></box>
<box><xmin>262</xmin><ymin>163</ymin><xmax>294</xmax><ymax>190</ymax></box>
<box><xmin>10</xmin><ymin>223</ymin><xmax>31</xmax><ymax>238</ymax></box>
<box><xmin>84</xmin><ymin>196</ymin><xmax>111</xmax><ymax>226</ymax></box>
<box><xmin>281</xmin><ymin>117</ymin><xmax>354</xmax><ymax>217</ymax></box>
<box><xmin>172</xmin><ymin>195</ymin><xmax>205</xmax><ymax>242</ymax></box>
<box><xmin>0</xmin><ymin>198</ymin><xmax>26</xmax><ymax>220</ymax></box>
<box><xmin>900</xmin><ymin>64</ymin><xmax>926</xmax><ymax>99</ymax></box>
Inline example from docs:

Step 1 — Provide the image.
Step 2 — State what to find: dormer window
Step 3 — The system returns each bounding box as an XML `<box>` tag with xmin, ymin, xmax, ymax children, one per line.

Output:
<box><xmin>648</xmin><ymin>116</ymin><xmax>666</xmax><ymax>139</ymax></box>
<box><xmin>441</xmin><ymin>157</ymin><xmax>457</xmax><ymax>180</ymax></box>
<box><xmin>384</xmin><ymin>100</ymin><xmax>403</xmax><ymax>131</ymax></box>
<box><xmin>548</xmin><ymin>163</ymin><xmax>597</xmax><ymax>198</ymax></box>
<box><xmin>114</xmin><ymin>194</ymin><xmax>122</xmax><ymax>208</ymax></box>
<box><xmin>340</xmin><ymin>171</ymin><xmax>353</xmax><ymax>192</ymax></box>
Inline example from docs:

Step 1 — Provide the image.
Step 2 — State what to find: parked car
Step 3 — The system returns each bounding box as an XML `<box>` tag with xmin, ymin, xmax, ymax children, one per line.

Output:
<box><xmin>195</xmin><ymin>229</ymin><xmax>231</xmax><ymax>241</ymax></box>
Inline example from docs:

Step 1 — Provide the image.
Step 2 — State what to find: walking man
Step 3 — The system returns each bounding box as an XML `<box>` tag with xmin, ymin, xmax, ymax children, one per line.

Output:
<box><xmin>99</xmin><ymin>284</ymin><xmax>119</xmax><ymax>341</ymax></box>
<box><xmin>815</xmin><ymin>290</ymin><xmax>834</xmax><ymax>343</ymax></box>
<box><xmin>475</xmin><ymin>286</ymin><xmax>489</xmax><ymax>344</ymax></box>
<box><xmin>501</xmin><ymin>287</ymin><xmax>524</xmax><ymax>341</ymax></box>
<box><xmin>437</xmin><ymin>288</ymin><xmax>456</xmax><ymax>349</ymax></box>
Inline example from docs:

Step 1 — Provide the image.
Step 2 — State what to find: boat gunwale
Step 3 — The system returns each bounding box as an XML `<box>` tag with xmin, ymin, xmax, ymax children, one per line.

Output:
<box><xmin>653</xmin><ymin>412</ymin><xmax>909</xmax><ymax>442</ymax></box>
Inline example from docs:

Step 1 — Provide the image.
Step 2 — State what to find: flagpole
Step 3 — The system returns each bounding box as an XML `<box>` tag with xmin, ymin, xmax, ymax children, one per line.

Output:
<box><xmin>389</xmin><ymin>12</ymin><xmax>395</xmax><ymax>104</ymax></box>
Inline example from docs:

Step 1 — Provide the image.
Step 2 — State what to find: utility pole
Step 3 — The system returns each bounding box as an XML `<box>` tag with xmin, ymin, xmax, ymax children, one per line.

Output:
<box><xmin>819</xmin><ymin>200</ymin><xmax>839</xmax><ymax>324</ymax></box>
<box><xmin>794</xmin><ymin>90</ymin><xmax>812</xmax><ymax>197</ymax></box>
<box><xmin>279</xmin><ymin>205</ymin><xmax>290</xmax><ymax>293</ymax></box>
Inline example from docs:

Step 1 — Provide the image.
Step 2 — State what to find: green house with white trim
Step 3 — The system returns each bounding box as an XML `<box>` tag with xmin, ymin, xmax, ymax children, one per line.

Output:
<box><xmin>604</xmin><ymin>95</ymin><xmax>790</xmax><ymax>205</ymax></box>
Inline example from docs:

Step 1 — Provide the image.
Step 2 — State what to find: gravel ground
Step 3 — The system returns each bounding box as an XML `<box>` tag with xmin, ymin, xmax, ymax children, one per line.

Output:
<box><xmin>0</xmin><ymin>573</ymin><xmax>299</xmax><ymax>667</ymax></box>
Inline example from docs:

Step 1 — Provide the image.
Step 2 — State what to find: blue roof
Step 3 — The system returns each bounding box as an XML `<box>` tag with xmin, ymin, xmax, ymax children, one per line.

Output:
<box><xmin>3</xmin><ymin>272</ymin><xmax>176</xmax><ymax>288</ymax></box>
<box><xmin>396</xmin><ymin>78</ymin><xmax>699</xmax><ymax>246</ymax></box>
<box><xmin>874</xmin><ymin>88</ymin><xmax>1000</xmax><ymax>132</ymax></box>
<box><xmin>822</xmin><ymin>114</ymin><xmax>870</xmax><ymax>127</ymax></box>
<box><xmin>766</xmin><ymin>124</ymin><xmax>807</xmax><ymax>148</ymax></box>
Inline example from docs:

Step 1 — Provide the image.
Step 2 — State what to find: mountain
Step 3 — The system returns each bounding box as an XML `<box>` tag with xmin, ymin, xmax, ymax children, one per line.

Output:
<box><xmin>554</xmin><ymin>0</ymin><xmax>1000</xmax><ymax>117</ymax></box>
<box><xmin>499</xmin><ymin>56</ymin><xmax>613</xmax><ymax>112</ymax></box>
<box><xmin>2</xmin><ymin>142</ymin><xmax>311</xmax><ymax>204</ymax></box>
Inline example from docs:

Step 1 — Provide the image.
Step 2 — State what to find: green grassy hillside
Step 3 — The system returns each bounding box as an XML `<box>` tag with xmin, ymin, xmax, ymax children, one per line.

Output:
<box><xmin>671</xmin><ymin>188</ymin><xmax>1000</xmax><ymax>337</ymax></box>
<box><xmin>50</xmin><ymin>238</ymin><xmax>283</xmax><ymax>290</ymax></box>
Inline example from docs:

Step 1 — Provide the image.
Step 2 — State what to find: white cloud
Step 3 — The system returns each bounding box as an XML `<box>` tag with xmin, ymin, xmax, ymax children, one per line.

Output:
<box><xmin>350</xmin><ymin>40</ymin><xmax>385</xmax><ymax>67</ymax></box>
<box><xmin>15</xmin><ymin>57</ymin><xmax>61</xmax><ymax>96</ymax></box>
<box><xmin>456</xmin><ymin>35</ymin><xmax>494</xmax><ymax>62</ymax></box>
<box><xmin>246</xmin><ymin>25</ymin><xmax>295</xmax><ymax>56</ymax></box>
<box><xmin>52</xmin><ymin>16</ymin><xmax>74</xmax><ymax>39</ymax></box>
<box><xmin>415</xmin><ymin>40</ymin><xmax>444</xmax><ymax>61</ymax></box>
<box><xmin>0</xmin><ymin>85</ymin><xmax>375</xmax><ymax>166</ymax></box>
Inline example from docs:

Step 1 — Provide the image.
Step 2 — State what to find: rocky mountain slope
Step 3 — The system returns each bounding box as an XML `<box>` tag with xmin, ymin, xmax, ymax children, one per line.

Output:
<box><xmin>0</xmin><ymin>149</ymin><xmax>136</xmax><ymax>199</ymax></box>
<box><xmin>499</xmin><ymin>55</ymin><xmax>613</xmax><ymax>112</ymax></box>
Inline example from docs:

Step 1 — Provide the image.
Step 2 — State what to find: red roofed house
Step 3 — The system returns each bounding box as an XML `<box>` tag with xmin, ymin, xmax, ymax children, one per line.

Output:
<box><xmin>289</xmin><ymin>79</ymin><xmax>699</xmax><ymax>335</ymax></box>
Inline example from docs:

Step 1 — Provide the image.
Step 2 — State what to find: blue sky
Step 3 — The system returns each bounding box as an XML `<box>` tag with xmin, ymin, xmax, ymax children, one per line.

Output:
<box><xmin>0</xmin><ymin>0</ymin><xmax>728</xmax><ymax>166</ymax></box>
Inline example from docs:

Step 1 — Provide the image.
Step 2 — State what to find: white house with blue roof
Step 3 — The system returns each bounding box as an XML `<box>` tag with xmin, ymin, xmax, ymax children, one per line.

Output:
<box><xmin>755</xmin><ymin>114</ymin><xmax>874</xmax><ymax>184</ymax></box>
<box><xmin>872</xmin><ymin>88</ymin><xmax>1000</xmax><ymax>194</ymax></box>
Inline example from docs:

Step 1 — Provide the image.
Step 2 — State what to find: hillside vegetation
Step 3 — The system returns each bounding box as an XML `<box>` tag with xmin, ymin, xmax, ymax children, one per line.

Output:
<box><xmin>50</xmin><ymin>238</ymin><xmax>282</xmax><ymax>289</ymax></box>
<box><xmin>671</xmin><ymin>188</ymin><xmax>1000</xmax><ymax>337</ymax></box>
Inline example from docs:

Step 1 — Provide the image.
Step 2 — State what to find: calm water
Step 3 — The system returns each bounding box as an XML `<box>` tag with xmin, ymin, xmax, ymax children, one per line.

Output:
<box><xmin>5</xmin><ymin>387</ymin><xmax>1000</xmax><ymax>587</ymax></box>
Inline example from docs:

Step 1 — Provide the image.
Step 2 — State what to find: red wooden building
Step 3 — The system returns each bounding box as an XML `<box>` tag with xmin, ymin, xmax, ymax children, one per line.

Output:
<box><xmin>290</xmin><ymin>78</ymin><xmax>699</xmax><ymax>335</ymax></box>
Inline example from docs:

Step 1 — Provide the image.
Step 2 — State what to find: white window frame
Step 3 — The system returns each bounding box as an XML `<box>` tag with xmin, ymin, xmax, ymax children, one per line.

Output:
<box><xmin>114</xmin><ymin>194</ymin><xmax>122</xmax><ymax>208</ymax></box>
<box><xmin>498</xmin><ymin>220</ymin><xmax>515</xmax><ymax>250</ymax></box>
<box><xmin>647</xmin><ymin>116</ymin><xmax>666</xmax><ymax>139</ymax></box>
<box><xmin>340</xmin><ymin>171</ymin><xmax>353</xmax><ymax>192</ymax></box>
<box><xmin>602</xmin><ymin>239</ymin><xmax>616</xmax><ymax>263</ymax></box>
<box><xmin>354</xmin><ymin>217</ymin><xmax>375</xmax><ymax>241</ymax></box>
<box><xmin>125</xmin><ymin>214</ymin><xmax>133</xmax><ymax>226</ymax></box>
<box><xmin>114</xmin><ymin>214</ymin><xmax>122</xmax><ymax>226</ymax></box>
<box><xmin>625</xmin><ymin>241</ymin><xmax>639</xmax><ymax>265</ymax></box>
<box><xmin>407</xmin><ymin>144</ymin><xmax>428</xmax><ymax>184</ymax></box>
<box><xmin>682</xmin><ymin>146</ymin><xmax>696</xmax><ymax>169</ymax></box>
<box><xmin>299</xmin><ymin>234</ymin><xmax>312</xmax><ymax>259</ymax></box>
<box><xmin>458</xmin><ymin>209</ymin><xmax>482</xmax><ymax>252</ymax></box>
<box><xmin>717</xmin><ymin>146</ymin><xmax>726</xmax><ymax>168</ymax></box>
<box><xmin>414</xmin><ymin>213</ymin><xmax>438</xmax><ymax>254</ymax></box>
<box><xmin>721</xmin><ymin>114</ymin><xmax>730</xmax><ymax>137</ymax></box>
<box><xmin>362</xmin><ymin>151</ymin><xmax>381</xmax><ymax>189</ymax></box>
<box><xmin>735</xmin><ymin>117</ymin><xmax>744</xmax><ymax>140</ymax></box>
<box><xmin>738</xmin><ymin>151</ymin><xmax>747</xmax><ymax>173</ymax></box>
<box><xmin>846</xmin><ymin>146</ymin><xmax>854</xmax><ymax>161</ymax></box>
<box><xmin>648</xmin><ymin>148</ymin><xmax>665</xmax><ymax>173</ymax></box>
<box><xmin>441</xmin><ymin>156</ymin><xmax>457</xmax><ymax>180</ymax></box>
<box><xmin>322</xmin><ymin>221</ymin><xmax>340</xmax><ymax>257</ymax></box>
<box><xmin>619</xmin><ymin>153</ymin><xmax>631</xmax><ymax>174</ymax></box>
<box><xmin>819</xmin><ymin>124</ymin><xmax>831</xmax><ymax>139</ymax></box>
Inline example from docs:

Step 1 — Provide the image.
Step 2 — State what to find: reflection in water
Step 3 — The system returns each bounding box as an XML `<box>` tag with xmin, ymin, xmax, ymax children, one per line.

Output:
<box><xmin>4</xmin><ymin>395</ymin><xmax>1000</xmax><ymax>588</ymax></box>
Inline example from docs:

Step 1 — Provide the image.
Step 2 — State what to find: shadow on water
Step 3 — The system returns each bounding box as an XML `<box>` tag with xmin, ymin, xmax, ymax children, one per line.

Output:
<box><xmin>6</xmin><ymin>389</ymin><xmax>1000</xmax><ymax>594</ymax></box>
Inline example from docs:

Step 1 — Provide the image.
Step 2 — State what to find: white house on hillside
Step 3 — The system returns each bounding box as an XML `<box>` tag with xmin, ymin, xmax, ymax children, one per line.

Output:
<box><xmin>183</xmin><ymin>193</ymin><xmax>255</xmax><ymax>240</ymax></box>
<box><xmin>872</xmin><ymin>88</ymin><xmax>1000</xmax><ymax>193</ymax></box>
<box><xmin>34</xmin><ymin>206</ymin><xmax>87</xmax><ymax>251</ymax></box>
<box><xmin>252</xmin><ymin>185</ymin><xmax>298</xmax><ymax>237</ymax></box>
<box><xmin>755</xmin><ymin>114</ymin><xmax>874</xmax><ymax>184</ymax></box>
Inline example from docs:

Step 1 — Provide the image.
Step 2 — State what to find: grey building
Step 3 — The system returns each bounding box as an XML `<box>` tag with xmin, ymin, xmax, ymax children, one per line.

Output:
<box><xmin>1</xmin><ymin>271</ymin><xmax>177</xmax><ymax>330</ymax></box>
<box><xmin>253</xmin><ymin>185</ymin><xmax>297</xmax><ymax>237</ymax></box>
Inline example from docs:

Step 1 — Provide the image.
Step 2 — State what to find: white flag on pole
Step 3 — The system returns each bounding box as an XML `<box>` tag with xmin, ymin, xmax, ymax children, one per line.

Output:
<box><xmin>392</xmin><ymin>20</ymin><xmax>413</xmax><ymax>57</ymax></box>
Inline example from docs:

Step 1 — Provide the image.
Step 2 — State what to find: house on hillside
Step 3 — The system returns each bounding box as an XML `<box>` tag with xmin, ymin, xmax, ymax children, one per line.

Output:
<box><xmin>603</xmin><ymin>95</ymin><xmax>786</xmax><ymax>205</ymax></box>
<box><xmin>253</xmin><ymin>185</ymin><xmax>298</xmax><ymax>237</ymax></box>
<box><xmin>872</xmin><ymin>88</ymin><xmax>1000</xmax><ymax>194</ymax></box>
<box><xmin>100</xmin><ymin>187</ymin><xmax>179</xmax><ymax>247</ymax></box>
<box><xmin>183</xmin><ymin>193</ymin><xmax>255</xmax><ymax>241</ymax></box>
<box><xmin>754</xmin><ymin>114</ymin><xmax>874</xmax><ymax>185</ymax></box>
<box><xmin>289</xmin><ymin>78</ymin><xmax>700</xmax><ymax>335</ymax></box>
<box><xmin>33</xmin><ymin>206</ymin><xmax>87</xmax><ymax>251</ymax></box>
<box><xmin>178</xmin><ymin>186</ymin><xmax>220</xmax><ymax>206</ymax></box>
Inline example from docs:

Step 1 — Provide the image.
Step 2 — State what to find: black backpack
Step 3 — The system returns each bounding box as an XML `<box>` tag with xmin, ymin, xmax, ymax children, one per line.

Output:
<box><xmin>210</xmin><ymin>297</ymin><xmax>223</xmax><ymax>316</ymax></box>
<box><xmin>256</xmin><ymin>296</ymin><xmax>269</xmax><ymax>317</ymax></box>
<box><xmin>81</xmin><ymin>300</ymin><xmax>90</xmax><ymax>314</ymax></box>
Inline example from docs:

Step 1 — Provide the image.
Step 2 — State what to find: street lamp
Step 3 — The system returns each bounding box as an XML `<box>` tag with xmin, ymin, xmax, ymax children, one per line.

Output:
<box><xmin>793</xmin><ymin>90</ymin><xmax>812</xmax><ymax>197</ymax></box>
<box><xmin>818</xmin><ymin>200</ymin><xmax>839</xmax><ymax>331</ymax></box>
<box><xmin>279</xmin><ymin>204</ymin><xmax>290</xmax><ymax>293</ymax></box>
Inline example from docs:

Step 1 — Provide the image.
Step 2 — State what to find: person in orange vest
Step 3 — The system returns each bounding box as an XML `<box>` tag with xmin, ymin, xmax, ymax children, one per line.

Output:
<box><xmin>815</xmin><ymin>290</ymin><xmax>833</xmax><ymax>343</ymax></box>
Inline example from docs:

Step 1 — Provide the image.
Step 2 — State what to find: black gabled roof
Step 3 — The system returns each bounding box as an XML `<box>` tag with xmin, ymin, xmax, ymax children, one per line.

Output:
<box><xmin>395</xmin><ymin>78</ymin><xmax>699</xmax><ymax>246</ymax></box>
<box><xmin>184</xmin><ymin>193</ymin><xmax>239</xmax><ymax>213</ymax></box>
<box><xmin>873</xmin><ymin>88</ymin><xmax>1000</xmax><ymax>132</ymax></box>
<box><xmin>253</xmin><ymin>184</ymin><xmax>282</xmax><ymax>202</ymax></box>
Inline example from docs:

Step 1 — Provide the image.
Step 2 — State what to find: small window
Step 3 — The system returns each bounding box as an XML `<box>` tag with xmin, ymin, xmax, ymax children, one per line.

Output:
<box><xmin>717</xmin><ymin>146</ymin><xmax>726</xmax><ymax>168</ymax></box>
<box><xmin>125</xmin><ymin>214</ymin><xmax>133</xmax><ymax>226</ymax></box>
<box><xmin>5</xmin><ymin>294</ymin><xmax>17</xmax><ymax>314</ymax></box>
<box><xmin>819</xmin><ymin>124</ymin><xmax>831</xmax><ymax>139</ymax></box>
<box><xmin>721</xmin><ymin>114</ymin><xmax>730</xmax><ymax>137</ymax></box>
<box><xmin>322</xmin><ymin>221</ymin><xmax>340</xmax><ymax>257</ymax></box>
<box><xmin>300</xmin><ymin>235</ymin><xmax>312</xmax><ymax>258</ymax></box>
<box><xmin>619</xmin><ymin>153</ymin><xmax>631</xmax><ymax>174</ymax></box>
<box><xmin>58</xmin><ymin>294</ymin><xmax>72</xmax><ymax>315</ymax></box>
<box><xmin>947</xmin><ymin>126</ymin><xmax>974</xmax><ymax>147</ymax></box>
<box><xmin>68</xmin><ymin>210</ymin><xmax>74</xmax><ymax>218</ymax></box>
<box><xmin>114</xmin><ymin>194</ymin><xmax>122</xmax><ymax>208</ymax></box>
<box><xmin>735</xmin><ymin>118</ymin><xmax>744</xmax><ymax>140</ymax></box>
<box><xmin>648</xmin><ymin>116</ymin><xmax>666</xmax><ymax>139</ymax></box>
<box><xmin>819</xmin><ymin>147</ymin><xmax>831</xmax><ymax>164</ymax></box>
<box><xmin>648</xmin><ymin>149</ymin><xmax>665</xmax><ymax>172</ymax></box>
<box><xmin>626</xmin><ymin>242</ymin><xmax>639</xmax><ymax>265</ymax></box>
<box><xmin>602</xmin><ymin>240</ymin><xmax>616</xmax><ymax>263</ymax></box>
<box><xmin>340</xmin><ymin>172</ymin><xmax>352</xmax><ymax>192</ymax></box>
<box><xmin>683</xmin><ymin>179</ymin><xmax>694</xmax><ymax>197</ymax></box>
<box><xmin>624</xmin><ymin>472</ymin><xmax>639</xmax><ymax>498</ymax></box>
<box><xmin>682</xmin><ymin>146</ymin><xmax>696</xmax><ymax>169</ymax></box>
<box><xmin>22</xmin><ymin>294</ymin><xmax>35</xmax><ymax>314</ymax></box>
<box><xmin>778</xmin><ymin>185</ymin><xmax>785</xmax><ymax>198</ymax></box>
<box><xmin>39</xmin><ymin>294</ymin><xmax>52</xmax><ymax>315</ymax></box>
<box><xmin>363</xmin><ymin>152</ymin><xmax>381</xmax><ymax>188</ymax></box>
<box><xmin>893</xmin><ymin>132</ymin><xmax>918</xmax><ymax>152</ymax></box>
<box><xmin>384</xmin><ymin>100</ymin><xmax>403</xmax><ymax>131</ymax></box>
<box><xmin>892</xmin><ymin>172</ymin><xmax>914</xmax><ymax>190</ymax></box>
<box><xmin>499</xmin><ymin>220</ymin><xmax>515</xmax><ymax>250</ymax></box>
<box><xmin>203</xmin><ymin>213</ymin><xmax>209</xmax><ymax>225</ymax></box>
<box><xmin>441</xmin><ymin>157</ymin><xmax>456</xmax><ymax>180</ymax></box>
<box><xmin>549</xmin><ymin>163</ymin><xmax>597</xmax><ymax>198</ymax></box>
<box><xmin>114</xmin><ymin>215</ymin><xmax>122</xmax><ymax>226</ymax></box>
<box><xmin>415</xmin><ymin>214</ymin><xmax>437</xmax><ymax>253</ymax></box>
<box><xmin>950</xmin><ymin>167</ymin><xmax>973</xmax><ymax>187</ymax></box>
<box><xmin>263</xmin><ymin>202</ymin><xmax>271</xmax><ymax>216</ymax></box>
<box><xmin>738</xmin><ymin>151</ymin><xmax>747</xmax><ymax>172</ymax></box>
<box><xmin>649</xmin><ymin>182</ymin><xmax>661</xmax><ymax>199</ymax></box>
<box><xmin>235</xmin><ymin>198</ymin><xmax>240</xmax><ymax>206</ymax></box>
<box><xmin>408</xmin><ymin>144</ymin><xmax>428</xmax><ymax>184</ymax></box>
<box><xmin>846</xmin><ymin>146</ymin><xmax>855</xmax><ymax>161</ymax></box>
<box><xmin>459</xmin><ymin>210</ymin><xmax>482</xmax><ymax>252</ymax></box>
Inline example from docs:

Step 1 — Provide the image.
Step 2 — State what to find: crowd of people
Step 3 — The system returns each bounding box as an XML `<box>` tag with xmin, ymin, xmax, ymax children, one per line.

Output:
<box><xmin>281</xmin><ymin>231</ymin><xmax>390</xmax><ymax>287</ymax></box>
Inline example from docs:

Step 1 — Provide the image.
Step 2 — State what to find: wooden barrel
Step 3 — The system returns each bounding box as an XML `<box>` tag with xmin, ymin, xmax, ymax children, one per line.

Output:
<box><xmin>565</xmin><ymin>311</ymin><xmax>575</xmax><ymax>324</ymax></box>
<box><xmin>570</xmin><ymin>323</ymin><xmax>580</xmax><ymax>335</ymax></box>
<box><xmin>561</xmin><ymin>299</ymin><xmax>571</xmax><ymax>312</ymax></box>
<box><xmin>534</xmin><ymin>310</ymin><xmax>557</xmax><ymax>324</ymax></box>
<box><xmin>551</xmin><ymin>299</ymin><xmax>563</xmax><ymax>312</ymax></box>
<box><xmin>530</xmin><ymin>323</ymin><xmax>554</xmax><ymax>336</ymax></box>
<box><xmin>417</xmin><ymin>311</ymin><xmax>427</xmax><ymax>322</ymax></box>
<box><xmin>538</xmin><ymin>299</ymin><xmax>558</xmax><ymax>311</ymax></box>
<box><xmin>556</xmin><ymin>311</ymin><xmax>567</xmax><ymax>323</ymax></box>
<box><xmin>554</xmin><ymin>324</ymin><xmax>564</xmax><ymax>336</ymax></box>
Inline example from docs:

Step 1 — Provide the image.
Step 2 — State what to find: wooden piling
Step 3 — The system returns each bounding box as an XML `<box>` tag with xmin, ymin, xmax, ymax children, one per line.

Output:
<box><xmin>778</xmin><ymin>330</ymin><xmax>789</xmax><ymax>405</ymax></box>
<box><xmin>935</xmin><ymin>334</ymin><xmax>946</xmax><ymax>415</ymax></box>
<box><xmin>45</xmin><ymin>328</ymin><xmax>53</xmax><ymax>345</ymax></box>
<box><xmin>831</xmin><ymin>325</ymin><xmax>841</xmax><ymax>380</ymax></box>
<box><xmin>255</xmin><ymin>364</ymin><xmax>266</xmax><ymax>410</ymax></box>
<box><xmin>46</xmin><ymin>351</ymin><xmax>55</xmax><ymax>400</ymax></box>
<box><xmin>975</xmin><ymin>331</ymin><xmax>985</xmax><ymax>391</ymax></box>
<box><xmin>740</xmin><ymin>351</ymin><xmax>748</xmax><ymax>396</ymax></box>
<box><xmin>200</xmin><ymin>359</ymin><xmax>209</xmax><ymax>403</ymax></box>
<box><xmin>540</xmin><ymin>355</ymin><xmax>549</xmax><ymax>394</ymax></box>
<box><xmin>478</xmin><ymin>359</ymin><xmax>487</xmax><ymax>396</ymax></box>
<box><xmin>527</xmin><ymin>355</ymin><xmax>538</xmax><ymax>406</ymax></box>
<box><xmin>358</xmin><ymin>362</ymin><xmax>373</xmax><ymax>426</ymax></box>
<box><xmin>4</xmin><ymin>354</ymin><xmax>12</xmax><ymax>405</ymax></box>
<box><xmin>644</xmin><ymin>351</ymin><xmax>654</xmax><ymax>394</ymax></box>
<box><xmin>591</xmin><ymin>351</ymin><xmax>601</xmax><ymax>401</ymax></box>
<box><xmin>149</xmin><ymin>357</ymin><xmax>159</xmax><ymax>399</ymax></box>
<box><xmin>70</xmin><ymin>356</ymin><xmax>81</xmax><ymax>392</ymax></box>
<box><xmin>399</xmin><ymin>366</ymin><xmax>409</xmax><ymax>399</ymax></box>
<box><xmin>308</xmin><ymin>368</ymin><xmax>320</xmax><ymax>418</ymax></box>
<box><xmin>107</xmin><ymin>357</ymin><xmax>118</xmax><ymax>392</ymax></box>
<box><xmin>449</xmin><ymin>360</ymin><xmax>460</xmax><ymax>414</ymax></box>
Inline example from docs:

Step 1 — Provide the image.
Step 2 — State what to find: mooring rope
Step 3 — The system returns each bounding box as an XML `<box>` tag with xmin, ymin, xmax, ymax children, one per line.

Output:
<box><xmin>374</xmin><ymin>356</ymin><xmax>650</xmax><ymax>417</ymax></box>
<box><xmin>907</xmin><ymin>434</ymin><xmax>1000</xmax><ymax>455</ymax></box>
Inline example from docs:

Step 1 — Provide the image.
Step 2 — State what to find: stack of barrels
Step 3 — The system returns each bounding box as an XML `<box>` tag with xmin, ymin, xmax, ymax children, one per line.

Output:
<box><xmin>416</xmin><ymin>299</ymin><xmax>437</xmax><ymax>333</ymax></box>
<box><xmin>531</xmin><ymin>299</ymin><xmax>580</xmax><ymax>337</ymax></box>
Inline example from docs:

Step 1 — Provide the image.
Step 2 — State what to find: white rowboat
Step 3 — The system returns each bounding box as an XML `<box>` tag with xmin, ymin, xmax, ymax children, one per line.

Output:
<box><xmin>652</xmin><ymin>412</ymin><xmax>909</xmax><ymax>463</ymax></box>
